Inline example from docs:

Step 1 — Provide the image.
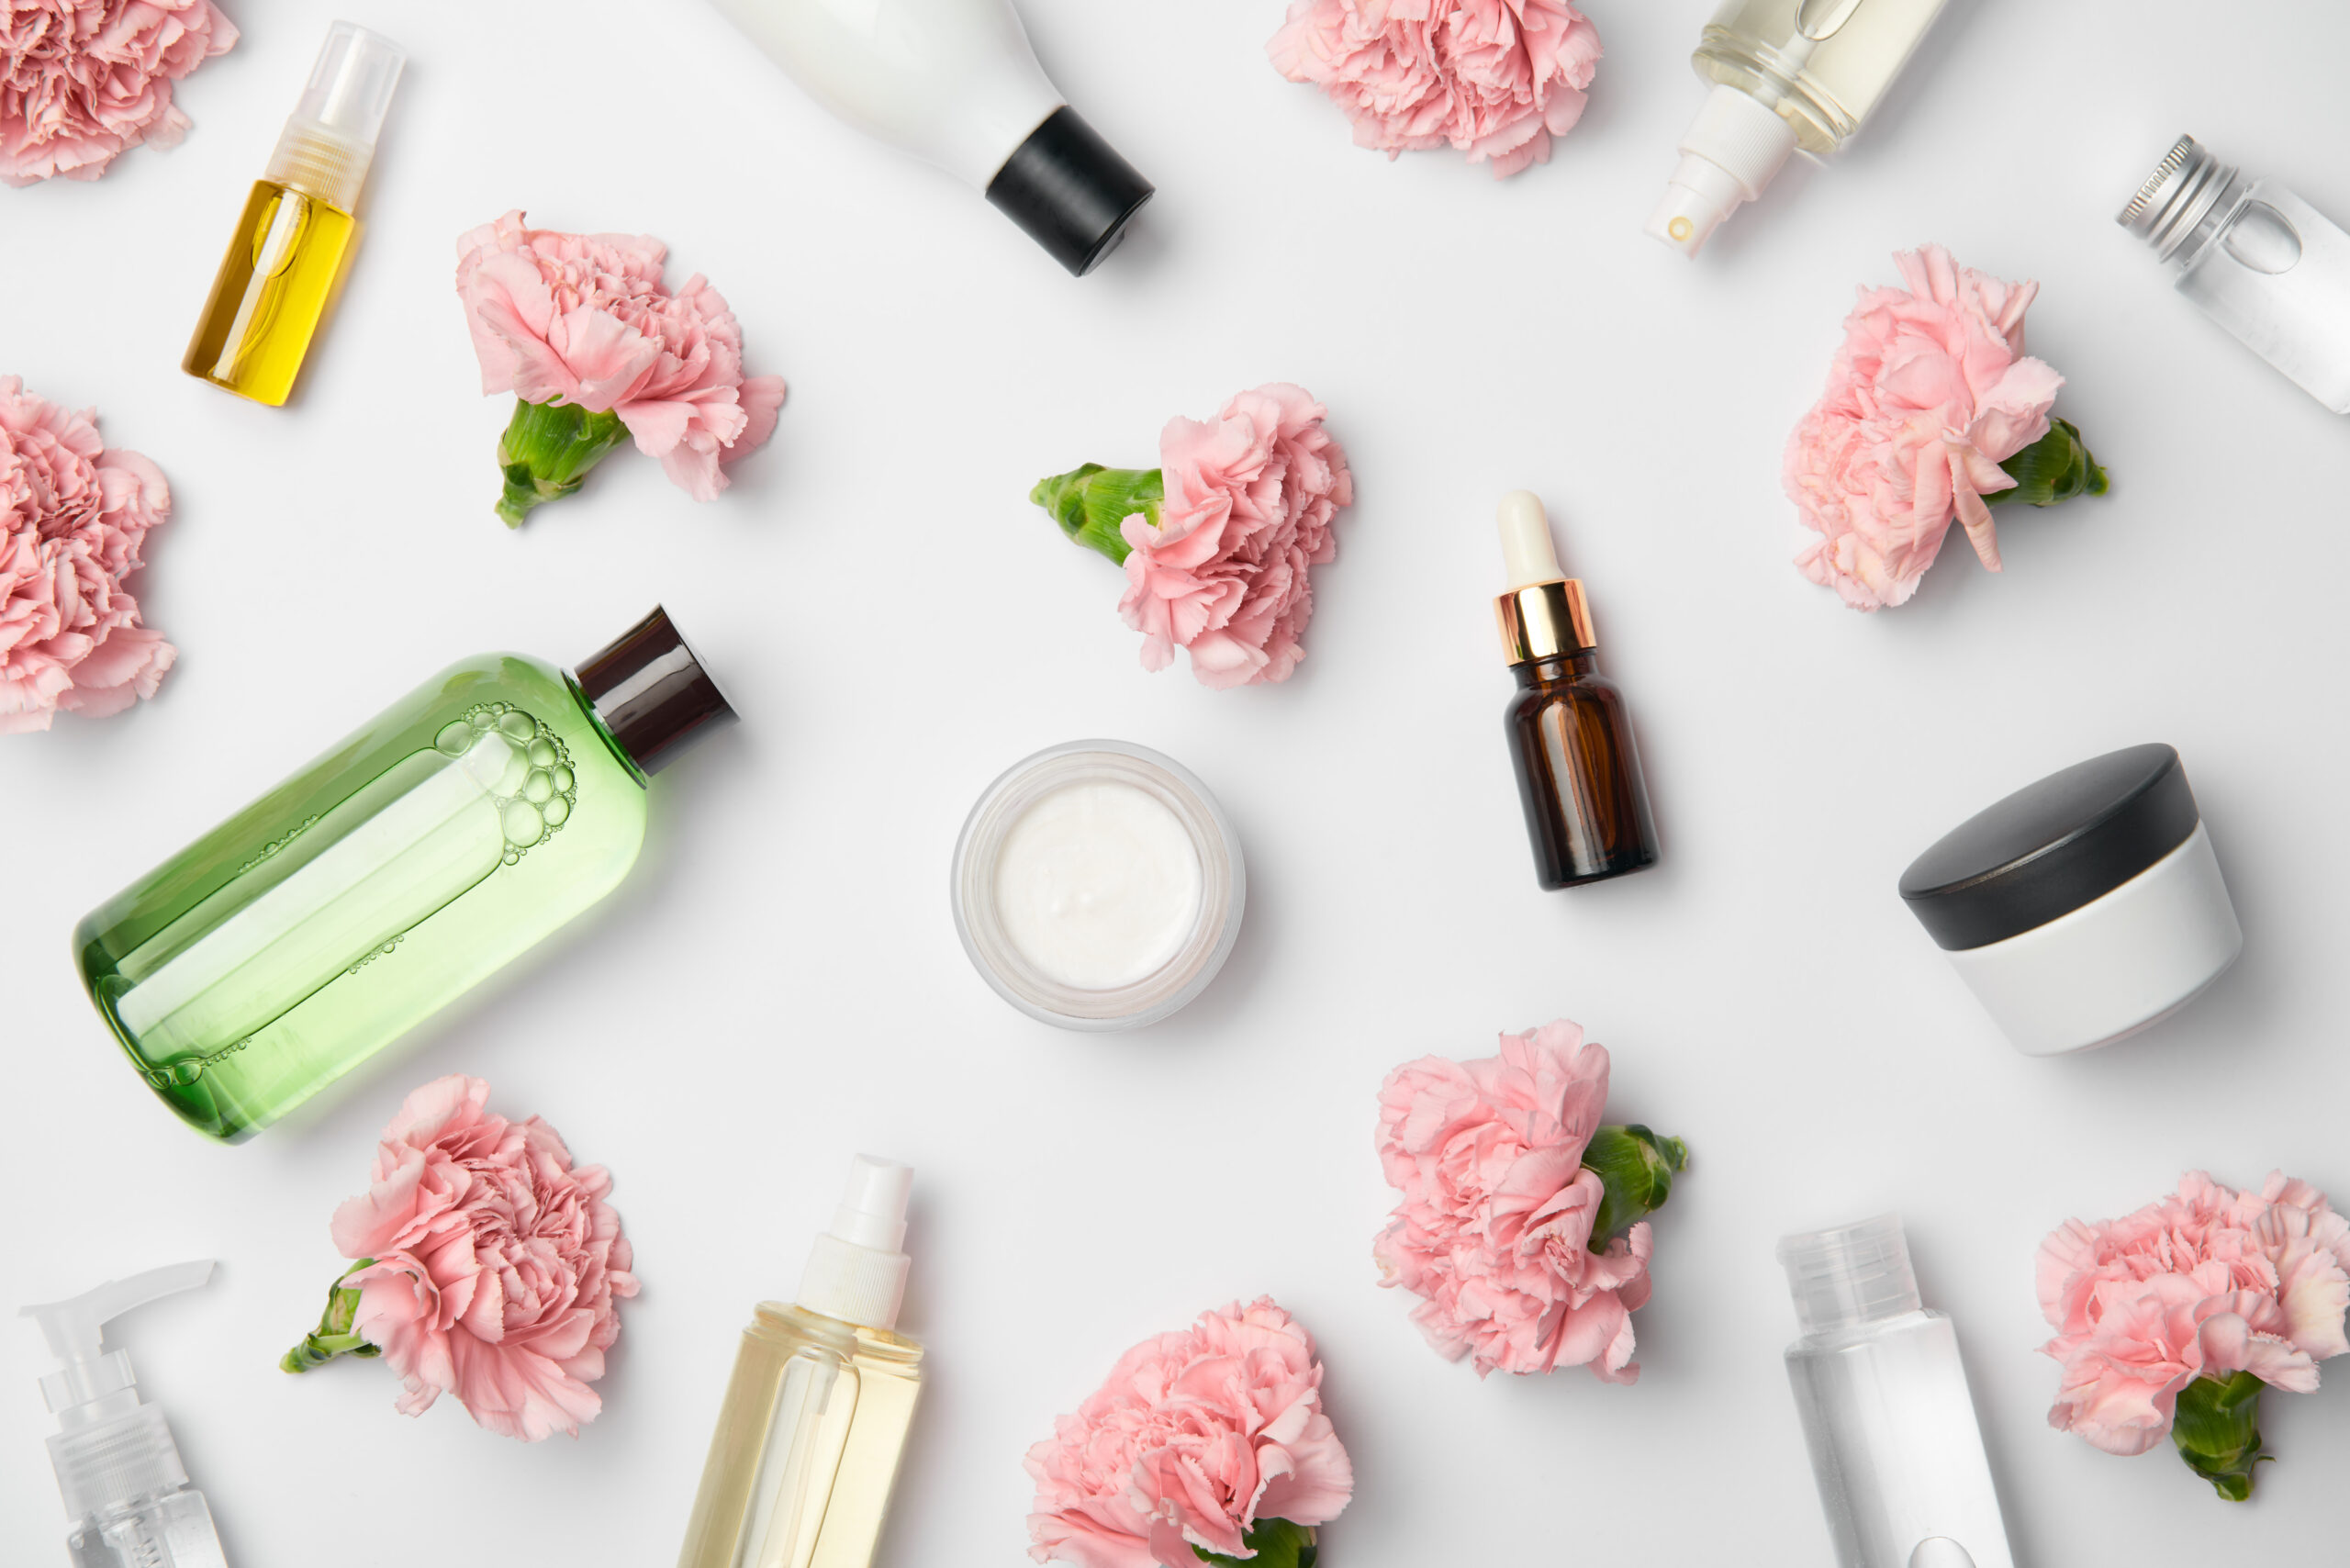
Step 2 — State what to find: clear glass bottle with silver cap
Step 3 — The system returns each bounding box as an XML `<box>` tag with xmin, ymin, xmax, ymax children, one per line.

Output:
<box><xmin>2120</xmin><ymin>134</ymin><xmax>2350</xmax><ymax>413</ymax></box>
<box><xmin>1780</xmin><ymin>1215</ymin><xmax>2015</xmax><ymax>1568</ymax></box>
<box><xmin>183</xmin><ymin>21</ymin><xmax>405</xmax><ymax>405</ymax></box>
<box><xmin>73</xmin><ymin>607</ymin><xmax>735</xmax><ymax>1143</ymax></box>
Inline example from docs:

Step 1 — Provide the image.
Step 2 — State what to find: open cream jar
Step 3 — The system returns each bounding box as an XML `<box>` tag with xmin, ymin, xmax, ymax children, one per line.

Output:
<box><xmin>952</xmin><ymin>741</ymin><xmax>1245</xmax><ymax>1030</ymax></box>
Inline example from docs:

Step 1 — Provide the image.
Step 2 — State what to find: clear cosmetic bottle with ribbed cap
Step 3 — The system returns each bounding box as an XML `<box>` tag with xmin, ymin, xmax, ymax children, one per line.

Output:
<box><xmin>183</xmin><ymin>21</ymin><xmax>404</xmax><ymax>405</ymax></box>
<box><xmin>1493</xmin><ymin>491</ymin><xmax>1657</xmax><ymax>890</ymax></box>
<box><xmin>2120</xmin><ymin>134</ymin><xmax>2350</xmax><ymax>413</ymax></box>
<box><xmin>22</xmin><ymin>1261</ymin><xmax>225</xmax><ymax>1568</ymax></box>
<box><xmin>677</xmin><ymin>1156</ymin><xmax>925</xmax><ymax>1568</ymax></box>
<box><xmin>1780</xmin><ymin>1215</ymin><xmax>2015</xmax><ymax>1568</ymax></box>
<box><xmin>73</xmin><ymin>606</ymin><xmax>735</xmax><ymax>1143</ymax></box>
<box><xmin>1647</xmin><ymin>0</ymin><xmax>1951</xmax><ymax>258</ymax></box>
<box><xmin>700</xmin><ymin>0</ymin><xmax>1151</xmax><ymax>275</ymax></box>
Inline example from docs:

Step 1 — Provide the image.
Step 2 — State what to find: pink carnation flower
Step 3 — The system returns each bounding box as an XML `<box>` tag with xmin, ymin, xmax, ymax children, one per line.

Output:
<box><xmin>1024</xmin><ymin>1298</ymin><xmax>1354</xmax><ymax>1568</ymax></box>
<box><xmin>1269</xmin><ymin>0</ymin><xmax>1600</xmax><ymax>178</ymax></box>
<box><xmin>1</xmin><ymin>0</ymin><xmax>235</xmax><ymax>185</ymax></box>
<box><xmin>2038</xmin><ymin>1171</ymin><xmax>2350</xmax><ymax>1463</ymax></box>
<box><xmin>1785</xmin><ymin>244</ymin><xmax>2064</xmax><ymax>610</ymax></box>
<box><xmin>1373</xmin><ymin>1020</ymin><xmax>1656</xmax><ymax>1381</ymax></box>
<box><xmin>1121</xmin><ymin>383</ymin><xmax>1351</xmax><ymax>689</ymax></box>
<box><xmin>0</xmin><ymin>375</ymin><xmax>175</xmax><ymax>732</ymax></box>
<box><xmin>324</xmin><ymin>1076</ymin><xmax>637</xmax><ymax>1442</ymax></box>
<box><xmin>455</xmin><ymin>211</ymin><xmax>785</xmax><ymax>507</ymax></box>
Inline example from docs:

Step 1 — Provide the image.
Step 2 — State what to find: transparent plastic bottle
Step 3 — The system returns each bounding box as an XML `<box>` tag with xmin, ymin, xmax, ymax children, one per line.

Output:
<box><xmin>2120</xmin><ymin>134</ymin><xmax>2350</xmax><ymax>413</ymax></box>
<box><xmin>1649</xmin><ymin>0</ymin><xmax>1953</xmax><ymax>256</ymax></box>
<box><xmin>73</xmin><ymin>608</ymin><xmax>733</xmax><ymax>1143</ymax></box>
<box><xmin>22</xmin><ymin>1263</ymin><xmax>229</xmax><ymax>1568</ymax></box>
<box><xmin>1779</xmin><ymin>1215</ymin><xmax>2015</xmax><ymax>1568</ymax></box>
<box><xmin>678</xmin><ymin>1157</ymin><xmax>924</xmax><ymax>1568</ymax></box>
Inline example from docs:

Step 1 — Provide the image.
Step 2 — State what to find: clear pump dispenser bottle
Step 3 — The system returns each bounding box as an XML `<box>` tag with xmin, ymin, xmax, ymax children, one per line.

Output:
<box><xmin>1649</xmin><ymin>0</ymin><xmax>1952</xmax><ymax>256</ymax></box>
<box><xmin>73</xmin><ymin>607</ymin><xmax>734</xmax><ymax>1144</ymax></box>
<box><xmin>183</xmin><ymin>22</ymin><xmax>404</xmax><ymax>405</ymax></box>
<box><xmin>678</xmin><ymin>1157</ymin><xmax>924</xmax><ymax>1568</ymax></box>
<box><xmin>1780</xmin><ymin>1215</ymin><xmax>2015</xmax><ymax>1568</ymax></box>
<box><xmin>2121</xmin><ymin>134</ymin><xmax>2350</xmax><ymax>413</ymax></box>
<box><xmin>22</xmin><ymin>1262</ymin><xmax>227</xmax><ymax>1568</ymax></box>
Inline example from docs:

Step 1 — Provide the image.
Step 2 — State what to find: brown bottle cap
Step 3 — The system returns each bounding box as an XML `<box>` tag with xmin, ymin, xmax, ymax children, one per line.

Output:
<box><xmin>575</xmin><ymin>606</ymin><xmax>735</xmax><ymax>776</ymax></box>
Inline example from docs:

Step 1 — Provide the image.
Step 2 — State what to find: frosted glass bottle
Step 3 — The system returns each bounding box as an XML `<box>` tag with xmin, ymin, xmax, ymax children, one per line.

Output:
<box><xmin>2121</xmin><ymin>134</ymin><xmax>2350</xmax><ymax>413</ymax></box>
<box><xmin>1780</xmin><ymin>1215</ymin><xmax>2014</xmax><ymax>1568</ymax></box>
<box><xmin>1650</xmin><ymin>0</ymin><xmax>1953</xmax><ymax>255</ymax></box>
<box><xmin>679</xmin><ymin>1158</ymin><xmax>924</xmax><ymax>1568</ymax></box>
<box><xmin>73</xmin><ymin>608</ymin><xmax>733</xmax><ymax>1143</ymax></box>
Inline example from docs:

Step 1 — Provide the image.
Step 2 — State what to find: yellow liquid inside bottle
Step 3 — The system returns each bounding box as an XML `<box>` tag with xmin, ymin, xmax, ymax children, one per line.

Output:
<box><xmin>1695</xmin><ymin>0</ymin><xmax>1951</xmax><ymax>153</ymax></box>
<box><xmin>182</xmin><ymin>180</ymin><xmax>355</xmax><ymax>407</ymax></box>
<box><xmin>677</xmin><ymin>1304</ymin><xmax>923</xmax><ymax>1568</ymax></box>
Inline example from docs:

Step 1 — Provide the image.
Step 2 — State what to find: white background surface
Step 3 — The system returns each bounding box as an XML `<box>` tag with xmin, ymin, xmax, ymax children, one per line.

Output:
<box><xmin>5</xmin><ymin>0</ymin><xmax>2349</xmax><ymax>1563</ymax></box>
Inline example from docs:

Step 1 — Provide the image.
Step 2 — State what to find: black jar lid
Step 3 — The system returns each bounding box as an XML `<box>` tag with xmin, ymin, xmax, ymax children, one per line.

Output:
<box><xmin>985</xmin><ymin>106</ymin><xmax>1154</xmax><ymax>277</ymax></box>
<box><xmin>575</xmin><ymin>606</ymin><xmax>735</xmax><ymax>776</ymax></box>
<box><xmin>1898</xmin><ymin>744</ymin><xmax>2202</xmax><ymax>951</ymax></box>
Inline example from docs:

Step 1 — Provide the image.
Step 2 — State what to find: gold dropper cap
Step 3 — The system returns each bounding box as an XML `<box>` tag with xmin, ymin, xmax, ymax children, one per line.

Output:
<box><xmin>1493</xmin><ymin>490</ymin><xmax>1595</xmax><ymax>665</ymax></box>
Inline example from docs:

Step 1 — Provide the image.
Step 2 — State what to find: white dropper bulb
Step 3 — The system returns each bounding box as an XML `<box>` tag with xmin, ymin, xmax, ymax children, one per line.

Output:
<box><xmin>797</xmin><ymin>1156</ymin><xmax>914</xmax><ymax>1331</ymax></box>
<box><xmin>1497</xmin><ymin>491</ymin><xmax>1564</xmax><ymax>588</ymax></box>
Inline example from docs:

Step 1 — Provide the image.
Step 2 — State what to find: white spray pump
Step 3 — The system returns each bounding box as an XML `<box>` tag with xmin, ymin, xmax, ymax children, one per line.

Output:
<box><xmin>21</xmin><ymin>1260</ymin><xmax>229</xmax><ymax>1568</ymax></box>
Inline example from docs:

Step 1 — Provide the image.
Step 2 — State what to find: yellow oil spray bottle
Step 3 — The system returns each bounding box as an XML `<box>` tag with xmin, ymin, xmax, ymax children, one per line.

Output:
<box><xmin>183</xmin><ymin>22</ymin><xmax>403</xmax><ymax>406</ymax></box>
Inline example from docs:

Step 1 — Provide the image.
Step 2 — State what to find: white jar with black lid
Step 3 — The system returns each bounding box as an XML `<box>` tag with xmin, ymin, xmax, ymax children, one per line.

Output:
<box><xmin>1898</xmin><ymin>744</ymin><xmax>2243</xmax><ymax>1057</ymax></box>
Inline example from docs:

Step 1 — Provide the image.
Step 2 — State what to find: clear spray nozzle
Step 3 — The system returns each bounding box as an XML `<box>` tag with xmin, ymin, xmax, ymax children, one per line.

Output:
<box><xmin>22</xmin><ymin>1260</ymin><xmax>215</xmax><ymax>1420</ymax></box>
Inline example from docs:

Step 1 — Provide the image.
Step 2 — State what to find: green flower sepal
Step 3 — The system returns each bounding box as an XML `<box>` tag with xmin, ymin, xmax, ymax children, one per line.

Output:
<box><xmin>280</xmin><ymin>1260</ymin><xmax>381</xmax><ymax>1373</ymax></box>
<box><xmin>1986</xmin><ymin>418</ymin><xmax>2109</xmax><ymax>509</ymax></box>
<box><xmin>494</xmin><ymin>398</ymin><xmax>630</xmax><ymax>527</ymax></box>
<box><xmin>1030</xmin><ymin>463</ymin><xmax>1164</xmax><ymax>566</ymax></box>
<box><xmin>1580</xmin><ymin>1125</ymin><xmax>1690</xmax><ymax>1249</ymax></box>
<box><xmin>1194</xmin><ymin>1518</ymin><xmax>1317</xmax><ymax>1568</ymax></box>
<box><xmin>2172</xmin><ymin>1370</ymin><xmax>2270</xmax><ymax>1501</ymax></box>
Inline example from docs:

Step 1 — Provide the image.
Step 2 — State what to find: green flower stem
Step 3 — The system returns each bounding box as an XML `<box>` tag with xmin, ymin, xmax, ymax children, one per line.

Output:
<box><xmin>1030</xmin><ymin>463</ymin><xmax>1163</xmax><ymax>566</ymax></box>
<box><xmin>2172</xmin><ymin>1369</ymin><xmax>2269</xmax><ymax>1501</ymax></box>
<box><xmin>280</xmin><ymin>1260</ymin><xmax>382</xmax><ymax>1373</ymax></box>
<box><xmin>1194</xmin><ymin>1518</ymin><xmax>1316</xmax><ymax>1568</ymax></box>
<box><xmin>495</xmin><ymin>398</ymin><xmax>630</xmax><ymax>528</ymax></box>
<box><xmin>1582</xmin><ymin>1125</ymin><xmax>1691</xmax><ymax>1251</ymax></box>
<box><xmin>1986</xmin><ymin>417</ymin><xmax>2109</xmax><ymax>508</ymax></box>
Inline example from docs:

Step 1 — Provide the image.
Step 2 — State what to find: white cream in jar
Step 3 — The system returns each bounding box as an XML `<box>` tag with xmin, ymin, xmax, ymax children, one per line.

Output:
<box><xmin>953</xmin><ymin>742</ymin><xmax>1244</xmax><ymax>1030</ymax></box>
<box><xmin>992</xmin><ymin>780</ymin><xmax>1203</xmax><ymax>990</ymax></box>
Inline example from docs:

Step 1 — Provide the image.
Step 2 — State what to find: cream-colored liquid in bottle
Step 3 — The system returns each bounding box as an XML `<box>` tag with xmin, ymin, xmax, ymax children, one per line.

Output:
<box><xmin>677</xmin><ymin>1159</ymin><xmax>925</xmax><ymax>1568</ymax></box>
<box><xmin>1650</xmin><ymin>0</ymin><xmax>1953</xmax><ymax>255</ymax></box>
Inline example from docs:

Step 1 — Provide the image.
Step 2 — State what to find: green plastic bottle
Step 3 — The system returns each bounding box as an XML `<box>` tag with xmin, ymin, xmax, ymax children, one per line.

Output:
<box><xmin>73</xmin><ymin>607</ymin><xmax>733</xmax><ymax>1143</ymax></box>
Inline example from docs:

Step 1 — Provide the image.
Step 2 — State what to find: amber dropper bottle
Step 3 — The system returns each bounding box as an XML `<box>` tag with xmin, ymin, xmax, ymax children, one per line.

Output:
<box><xmin>1494</xmin><ymin>491</ymin><xmax>1659</xmax><ymax>890</ymax></box>
<box><xmin>182</xmin><ymin>22</ymin><xmax>404</xmax><ymax>407</ymax></box>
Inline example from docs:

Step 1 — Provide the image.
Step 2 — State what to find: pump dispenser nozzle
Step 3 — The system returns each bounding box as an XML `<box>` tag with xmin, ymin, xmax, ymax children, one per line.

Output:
<box><xmin>22</xmin><ymin>1261</ymin><xmax>227</xmax><ymax>1568</ymax></box>
<box><xmin>796</xmin><ymin>1156</ymin><xmax>914</xmax><ymax>1331</ymax></box>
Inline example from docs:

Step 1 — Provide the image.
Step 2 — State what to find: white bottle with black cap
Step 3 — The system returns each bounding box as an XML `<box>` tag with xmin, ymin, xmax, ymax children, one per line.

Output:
<box><xmin>701</xmin><ymin>0</ymin><xmax>1152</xmax><ymax>274</ymax></box>
<box><xmin>22</xmin><ymin>1261</ymin><xmax>228</xmax><ymax>1568</ymax></box>
<box><xmin>677</xmin><ymin>1156</ymin><xmax>926</xmax><ymax>1568</ymax></box>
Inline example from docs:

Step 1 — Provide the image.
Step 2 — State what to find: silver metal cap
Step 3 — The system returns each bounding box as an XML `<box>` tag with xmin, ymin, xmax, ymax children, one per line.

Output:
<box><xmin>2118</xmin><ymin>134</ymin><xmax>2239</xmax><ymax>263</ymax></box>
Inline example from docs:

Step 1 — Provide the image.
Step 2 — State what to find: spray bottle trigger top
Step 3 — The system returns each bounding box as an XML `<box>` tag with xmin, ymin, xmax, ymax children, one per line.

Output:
<box><xmin>22</xmin><ymin>1260</ymin><xmax>215</xmax><ymax>1417</ymax></box>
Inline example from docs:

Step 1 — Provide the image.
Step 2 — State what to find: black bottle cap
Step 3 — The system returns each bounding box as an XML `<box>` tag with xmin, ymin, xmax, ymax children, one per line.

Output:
<box><xmin>1897</xmin><ymin>744</ymin><xmax>2202</xmax><ymax>951</ymax></box>
<box><xmin>985</xmin><ymin>106</ymin><xmax>1154</xmax><ymax>276</ymax></box>
<box><xmin>575</xmin><ymin>606</ymin><xmax>734</xmax><ymax>777</ymax></box>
